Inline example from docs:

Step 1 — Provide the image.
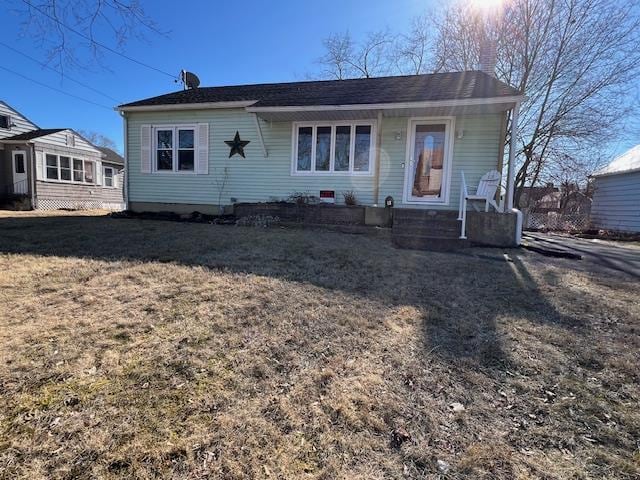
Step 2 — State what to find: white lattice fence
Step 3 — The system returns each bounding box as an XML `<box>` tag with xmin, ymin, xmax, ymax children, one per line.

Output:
<box><xmin>36</xmin><ymin>198</ymin><xmax>124</xmax><ymax>211</ymax></box>
<box><xmin>525</xmin><ymin>212</ymin><xmax>590</xmax><ymax>231</ymax></box>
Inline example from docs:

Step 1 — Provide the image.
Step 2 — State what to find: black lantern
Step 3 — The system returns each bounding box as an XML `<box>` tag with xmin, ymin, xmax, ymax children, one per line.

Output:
<box><xmin>385</xmin><ymin>196</ymin><xmax>394</xmax><ymax>208</ymax></box>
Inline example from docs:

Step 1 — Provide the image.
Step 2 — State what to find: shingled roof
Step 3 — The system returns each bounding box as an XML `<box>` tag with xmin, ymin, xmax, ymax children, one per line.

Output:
<box><xmin>119</xmin><ymin>71</ymin><xmax>522</xmax><ymax>109</ymax></box>
<box><xmin>3</xmin><ymin>128</ymin><xmax>65</xmax><ymax>141</ymax></box>
<box><xmin>96</xmin><ymin>146</ymin><xmax>124</xmax><ymax>166</ymax></box>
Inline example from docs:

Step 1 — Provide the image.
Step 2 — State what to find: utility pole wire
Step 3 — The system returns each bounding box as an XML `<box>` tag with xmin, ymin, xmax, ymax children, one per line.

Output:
<box><xmin>0</xmin><ymin>65</ymin><xmax>113</xmax><ymax>110</ymax></box>
<box><xmin>0</xmin><ymin>41</ymin><xmax>121</xmax><ymax>102</ymax></box>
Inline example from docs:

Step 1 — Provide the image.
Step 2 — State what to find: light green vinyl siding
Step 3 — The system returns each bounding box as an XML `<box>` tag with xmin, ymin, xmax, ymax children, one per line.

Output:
<box><xmin>126</xmin><ymin>109</ymin><xmax>503</xmax><ymax>209</ymax></box>
<box><xmin>378</xmin><ymin>114</ymin><xmax>504</xmax><ymax>209</ymax></box>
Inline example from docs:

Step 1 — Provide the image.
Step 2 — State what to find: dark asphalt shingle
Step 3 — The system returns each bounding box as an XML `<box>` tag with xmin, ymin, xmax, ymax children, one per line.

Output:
<box><xmin>96</xmin><ymin>146</ymin><xmax>124</xmax><ymax>166</ymax></box>
<box><xmin>3</xmin><ymin>128</ymin><xmax>66</xmax><ymax>141</ymax></box>
<box><xmin>119</xmin><ymin>71</ymin><xmax>522</xmax><ymax>108</ymax></box>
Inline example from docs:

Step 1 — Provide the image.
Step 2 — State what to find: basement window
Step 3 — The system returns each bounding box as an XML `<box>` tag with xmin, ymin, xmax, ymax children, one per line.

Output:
<box><xmin>292</xmin><ymin>121</ymin><xmax>375</xmax><ymax>175</ymax></box>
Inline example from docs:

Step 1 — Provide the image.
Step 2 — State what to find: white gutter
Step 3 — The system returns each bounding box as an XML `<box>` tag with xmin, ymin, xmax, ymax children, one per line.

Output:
<box><xmin>121</xmin><ymin>111</ymin><xmax>129</xmax><ymax>210</ymax></box>
<box><xmin>591</xmin><ymin>167</ymin><xmax>640</xmax><ymax>178</ymax></box>
<box><xmin>2</xmin><ymin>140</ymin><xmax>35</xmax><ymax>145</ymax></box>
<box><xmin>117</xmin><ymin>100</ymin><xmax>257</xmax><ymax>113</ymax></box>
<box><xmin>246</xmin><ymin>95</ymin><xmax>526</xmax><ymax>113</ymax></box>
<box><xmin>116</xmin><ymin>95</ymin><xmax>526</xmax><ymax>114</ymax></box>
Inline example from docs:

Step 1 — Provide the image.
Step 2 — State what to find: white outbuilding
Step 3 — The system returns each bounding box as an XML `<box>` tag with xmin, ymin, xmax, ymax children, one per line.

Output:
<box><xmin>590</xmin><ymin>145</ymin><xmax>640</xmax><ymax>233</ymax></box>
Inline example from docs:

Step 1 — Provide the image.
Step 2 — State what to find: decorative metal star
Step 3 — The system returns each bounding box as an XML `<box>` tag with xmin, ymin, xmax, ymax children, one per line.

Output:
<box><xmin>224</xmin><ymin>131</ymin><xmax>250</xmax><ymax>158</ymax></box>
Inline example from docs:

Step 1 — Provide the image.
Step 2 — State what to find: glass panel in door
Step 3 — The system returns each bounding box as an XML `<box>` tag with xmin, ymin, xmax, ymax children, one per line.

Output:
<box><xmin>410</xmin><ymin>124</ymin><xmax>446</xmax><ymax>199</ymax></box>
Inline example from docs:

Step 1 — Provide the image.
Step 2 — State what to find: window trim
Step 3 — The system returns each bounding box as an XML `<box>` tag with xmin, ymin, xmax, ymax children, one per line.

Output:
<box><xmin>103</xmin><ymin>166</ymin><xmax>116</xmax><ymax>188</ymax></box>
<box><xmin>151</xmin><ymin>124</ymin><xmax>197</xmax><ymax>174</ymax></box>
<box><xmin>402</xmin><ymin>116</ymin><xmax>456</xmax><ymax>205</ymax></box>
<box><xmin>290</xmin><ymin>121</ymin><xmax>376</xmax><ymax>176</ymax></box>
<box><xmin>43</xmin><ymin>152</ymin><xmax>97</xmax><ymax>185</ymax></box>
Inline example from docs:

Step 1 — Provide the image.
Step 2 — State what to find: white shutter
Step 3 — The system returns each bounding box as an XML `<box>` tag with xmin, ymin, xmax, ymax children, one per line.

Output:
<box><xmin>140</xmin><ymin>125</ymin><xmax>152</xmax><ymax>173</ymax></box>
<box><xmin>95</xmin><ymin>160</ymin><xmax>103</xmax><ymax>185</ymax></box>
<box><xmin>113</xmin><ymin>172</ymin><xmax>119</xmax><ymax>188</ymax></box>
<box><xmin>35</xmin><ymin>151</ymin><xmax>43</xmax><ymax>180</ymax></box>
<box><xmin>196</xmin><ymin>123</ymin><xmax>209</xmax><ymax>174</ymax></box>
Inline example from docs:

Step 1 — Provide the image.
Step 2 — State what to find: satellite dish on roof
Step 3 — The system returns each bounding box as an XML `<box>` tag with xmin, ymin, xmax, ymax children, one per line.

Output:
<box><xmin>180</xmin><ymin>70</ymin><xmax>200</xmax><ymax>90</ymax></box>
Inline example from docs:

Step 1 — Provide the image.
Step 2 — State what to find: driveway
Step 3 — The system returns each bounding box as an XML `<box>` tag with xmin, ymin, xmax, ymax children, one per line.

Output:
<box><xmin>524</xmin><ymin>232</ymin><xmax>640</xmax><ymax>279</ymax></box>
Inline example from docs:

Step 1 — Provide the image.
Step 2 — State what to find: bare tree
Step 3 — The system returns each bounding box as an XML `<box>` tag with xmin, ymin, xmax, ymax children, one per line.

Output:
<box><xmin>79</xmin><ymin>130</ymin><xmax>118</xmax><ymax>150</ymax></box>
<box><xmin>433</xmin><ymin>0</ymin><xmax>640</xmax><ymax>208</ymax></box>
<box><xmin>394</xmin><ymin>14</ymin><xmax>435</xmax><ymax>75</ymax></box>
<box><xmin>317</xmin><ymin>32</ymin><xmax>355</xmax><ymax>80</ymax></box>
<box><xmin>432</xmin><ymin>4</ymin><xmax>486</xmax><ymax>73</ymax></box>
<box><xmin>316</xmin><ymin>30</ymin><xmax>394</xmax><ymax>79</ymax></box>
<box><xmin>7</xmin><ymin>0</ymin><xmax>166</xmax><ymax>71</ymax></box>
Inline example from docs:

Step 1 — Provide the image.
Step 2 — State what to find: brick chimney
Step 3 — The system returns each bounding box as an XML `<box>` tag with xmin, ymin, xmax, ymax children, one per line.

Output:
<box><xmin>479</xmin><ymin>38</ymin><xmax>497</xmax><ymax>76</ymax></box>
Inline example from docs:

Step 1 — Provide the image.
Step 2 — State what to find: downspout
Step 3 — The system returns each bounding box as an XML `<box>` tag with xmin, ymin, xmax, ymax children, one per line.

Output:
<box><xmin>121</xmin><ymin>111</ymin><xmax>129</xmax><ymax>210</ymax></box>
<box><xmin>30</xmin><ymin>143</ymin><xmax>37</xmax><ymax>209</ymax></box>
<box><xmin>373</xmin><ymin>110</ymin><xmax>383</xmax><ymax>205</ymax></box>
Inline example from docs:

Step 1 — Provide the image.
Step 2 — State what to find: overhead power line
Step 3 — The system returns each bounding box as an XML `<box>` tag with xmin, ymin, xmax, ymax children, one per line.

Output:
<box><xmin>20</xmin><ymin>0</ymin><xmax>178</xmax><ymax>80</ymax></box>
<box><xmin>0</xmin><ymin>41</ymin><xmax>120</xmax><ymax>102</ymax></box>
<box><xmin>0</xmin><ymin>65</ymin><xmax>112</xmax><ymax>110</ymax></box>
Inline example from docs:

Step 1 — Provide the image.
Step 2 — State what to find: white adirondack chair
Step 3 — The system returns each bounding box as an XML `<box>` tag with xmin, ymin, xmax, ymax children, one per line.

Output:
<box><xmin>458</xmin><ymin>170</ymin><xmax>502</xmax><ymax>239</ymax></box>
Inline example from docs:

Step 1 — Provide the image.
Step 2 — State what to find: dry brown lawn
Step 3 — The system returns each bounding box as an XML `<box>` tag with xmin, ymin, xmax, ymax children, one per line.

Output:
<box><xmin>0</xmin><ymin>211</ymin><xmax>638</xmax><ymax>479</ymax></box>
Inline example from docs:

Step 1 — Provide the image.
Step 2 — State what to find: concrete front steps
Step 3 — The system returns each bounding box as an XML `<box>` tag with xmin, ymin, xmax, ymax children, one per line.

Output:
<box><xmin>391</xmin><ymin>209</ymin><xmax>469</xmax><ymax>251</ymax></box>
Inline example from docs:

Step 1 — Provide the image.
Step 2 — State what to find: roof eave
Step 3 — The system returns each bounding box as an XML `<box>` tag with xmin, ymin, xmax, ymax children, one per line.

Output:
<box><xmin>245</xmin><ymin>95</ymin><xmax>527</xmax><ymax>113</ymax></box>
<box><xmin>117</xmin><ymin>100</ymin><xmax>258</xmax><ymax>112</ymax></box>
<box><xmin>591</xmin><ymin>166</ymin><xmax>640</xmax><ymax>178</ymax></box>
<box><xmin>116</xmin><ymin>95</ymin><xmax>526</xmax><ymax>113</ymax></box>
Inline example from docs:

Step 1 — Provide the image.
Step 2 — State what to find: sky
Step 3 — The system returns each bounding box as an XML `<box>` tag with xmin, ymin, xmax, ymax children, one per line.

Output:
<box><xmin>1</xmin><ymin>0</ymin><xmax>430</xmax><ymax>152</ymax></box>
<box><xmin>1</xmin><ymin>0</ymin><xmax>637</xmax><ymax>159</ymax></box>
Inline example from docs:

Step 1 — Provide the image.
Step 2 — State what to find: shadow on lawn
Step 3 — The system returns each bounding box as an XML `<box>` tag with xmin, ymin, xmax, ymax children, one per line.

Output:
<box><xmin>0</xmin><ymin>214</ymin><xmax>591</xmax><ymax>370</ymax></box>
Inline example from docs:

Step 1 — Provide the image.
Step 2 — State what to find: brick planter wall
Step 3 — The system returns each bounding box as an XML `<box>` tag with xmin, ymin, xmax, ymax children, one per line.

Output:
<box><xmin>234</xmin><ymin>202</ymin><xmax>367</xmax><ymax>225</ymax></box>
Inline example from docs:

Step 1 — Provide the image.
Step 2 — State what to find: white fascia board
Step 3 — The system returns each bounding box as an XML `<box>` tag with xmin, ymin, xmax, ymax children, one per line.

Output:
<box><xmin>591</xmin><ymin>167</ymin><xmax>640</xmax><ymax>178</ymax></box>
<box><xmin>1</xmin><ymin>139</ymin><xmax>35</xmax><ymax>144</ymax></box>
<box><xmin>245</xmin><ymin>95</ymin><xmax>527</xmax><ymax>113</ymax></box>
<box><xmin>117</xmin><ymin>100</ymin><xmax>258</xmax><ymax>112</ymax></box>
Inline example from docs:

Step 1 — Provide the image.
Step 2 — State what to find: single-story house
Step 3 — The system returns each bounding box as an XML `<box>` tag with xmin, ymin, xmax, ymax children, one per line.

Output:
<box><xmin>118</xmin><ymin>68</ymin><xmax>526</xmax><ymax>247</ymax></box>
<box><xmin>590</xmin><ymin>145</ymin><xmax>640</xmax><ymax>233</ymax></box>
<box><xmin>0</xmin><ymin>100</ymin><xmax>125</xmax><ymax>210</ymax></box>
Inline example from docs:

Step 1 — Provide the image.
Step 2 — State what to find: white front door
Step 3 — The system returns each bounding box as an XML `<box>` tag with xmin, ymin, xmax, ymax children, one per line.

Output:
<box><xmin>12</xmin><ymin>150</ymin><xmax>28</xmax><ymax>194</ymax></box>
<box><xmin>403</xmin><ymin>118</ymin><xmax>455</xmax><ymax>205</ymax></box>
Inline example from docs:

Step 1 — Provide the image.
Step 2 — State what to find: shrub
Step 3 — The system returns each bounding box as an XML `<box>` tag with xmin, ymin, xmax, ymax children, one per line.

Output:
<box><xmin>287</xmin><ymin>192</ymin><xmax>320</xmax><ymax>205</ymax></box>
<box><xmin>342</xmin><ymin>191</ymin><xmax>358</xmax><ymax>206</ymax></box>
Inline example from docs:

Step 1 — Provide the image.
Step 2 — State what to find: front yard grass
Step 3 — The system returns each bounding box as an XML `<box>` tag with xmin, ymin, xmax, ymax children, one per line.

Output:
<box><xmin>0</xmin><ymin>211</ymin><xmax>638</xmax><ymax>479</ymax></box>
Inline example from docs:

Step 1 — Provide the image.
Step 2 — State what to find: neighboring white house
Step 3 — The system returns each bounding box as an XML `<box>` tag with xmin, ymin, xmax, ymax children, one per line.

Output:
<box><xmin>0</xmin><ymin>100</ymin><xmax>125</xmax><ymax>210</ymax></box>
<box><xmin>590</xmin><ymin>145</ymin><xmax>640</xmax><ymax>233</ymax></box>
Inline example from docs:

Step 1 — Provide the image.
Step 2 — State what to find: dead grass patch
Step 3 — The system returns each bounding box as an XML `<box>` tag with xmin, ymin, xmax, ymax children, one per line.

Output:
<box><xmin>0</xmin><ymin>211</ymin><xmax>638</xmax><ymax>479</ymax></box>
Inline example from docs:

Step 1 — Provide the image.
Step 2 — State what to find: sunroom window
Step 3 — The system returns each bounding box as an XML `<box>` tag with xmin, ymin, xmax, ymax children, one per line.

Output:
<box><xmin>60</xmin><ymin>156</ymin><xmax>71</xmax><ymax>181</ymax></box>
<box><xmin>293</xmin><ymin>122</ymin><xmax>374</xmax><ymax>175</ymax></box>
<box><xmin>44</xmin><ymin>153</ymin><xmax>95</xmax><ymax>184</ymax></box>
<box><xmin>46</xmin><ymin>154</ymin><xmax>58</xmax><ymax>180</ymax></box>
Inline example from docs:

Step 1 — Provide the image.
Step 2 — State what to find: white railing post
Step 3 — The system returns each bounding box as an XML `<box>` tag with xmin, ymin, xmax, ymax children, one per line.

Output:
<box><xmin>459</xmin><ymin>171</ymin><xmax>468</xmax><ymax>239</ymax></box>
<box><xmin>458</xmin><ymin>171</ymin><xmax>465</xmax><ymax>220</ymax></box>
<box><xmin>506</xmin><ymin>101</ymin><xmax>520</xmax><ymax>212</ymax></box>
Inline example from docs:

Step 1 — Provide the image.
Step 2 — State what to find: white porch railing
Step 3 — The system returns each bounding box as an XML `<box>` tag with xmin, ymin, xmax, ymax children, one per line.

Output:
<box><xmin>457</xmin><ymin>170</ymin><xmax>502</xmax><ymax>239</ymax></box>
